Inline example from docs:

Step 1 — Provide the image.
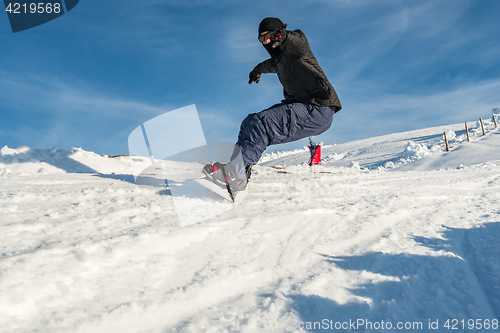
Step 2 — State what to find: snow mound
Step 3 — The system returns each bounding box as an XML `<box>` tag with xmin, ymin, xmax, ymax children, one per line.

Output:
<box><xmin>0</xmin><ymin>145</ymin><xmax>141</xmax><ymax>176</ymax></box>
<box><xmin>403</xmin><ymin>141</ymin><xmax>432</xmax><ymax>160</ymax></box>
<box><xmin>380</xmin><ymin>140</ymin><xmax>435</xmax><ymax>170</ymax></box>
<box><xmin>0</xmin><ymin>145</ymin><xmax>31</xmax><ymax>156</ymax></box>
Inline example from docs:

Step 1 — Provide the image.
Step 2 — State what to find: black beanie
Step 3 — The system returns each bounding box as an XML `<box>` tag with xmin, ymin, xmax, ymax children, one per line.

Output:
<box><xmin>258</xmin><ymin>17</ymin><xmax>284</xmax><ymax>35</ymax></box>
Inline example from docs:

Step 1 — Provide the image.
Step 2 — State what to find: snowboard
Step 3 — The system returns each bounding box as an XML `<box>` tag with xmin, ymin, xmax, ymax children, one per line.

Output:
<box><xmin>258</xmin><ymin>165</ymin><xmax>369</xmax><ymax>175</ymax></box>
<box><xmin>195</xmin><ymin>178</ymin><xmax>248</xmax><ymax>204</ymax></box>
<box><xmin>135</xmin><ymin>160</ymin><xmax>248</xmax><ymax>203</ymax></box>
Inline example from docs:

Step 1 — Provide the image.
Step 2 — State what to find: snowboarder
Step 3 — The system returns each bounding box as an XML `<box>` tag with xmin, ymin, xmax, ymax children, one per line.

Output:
<box><xmin>203</xmin><ymin>17</ymin><xmax>341</xmax><ymax>195</ymax></box>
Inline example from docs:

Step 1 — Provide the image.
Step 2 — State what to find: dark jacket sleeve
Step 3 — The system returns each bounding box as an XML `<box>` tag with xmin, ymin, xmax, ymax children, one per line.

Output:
<box><xmin>252</xmin><ymin>58</ymin><xmax>277</xmax><ymax>74</ymax></box>
<box><xmin>281</xmin><ymin>30</ymin><xmax>309</xmax><ymax>59</ymax></box>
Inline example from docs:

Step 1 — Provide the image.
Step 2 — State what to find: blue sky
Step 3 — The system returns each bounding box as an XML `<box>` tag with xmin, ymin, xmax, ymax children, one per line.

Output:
<box><xmin>1</xmin><ymin>0</ymin><xmax>500</xmax><ymax>155</ymax></box>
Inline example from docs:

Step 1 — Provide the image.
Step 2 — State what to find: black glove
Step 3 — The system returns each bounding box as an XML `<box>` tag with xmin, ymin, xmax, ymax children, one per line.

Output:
<box><xmin>249</xmin><ymin>70</ymin><xmax>261</xmax><ymax>84</ymax></box>
<box><xmin>269</xmin><ymin>23</ymin><xmax>287</xmax><ymax>48</ymax></box>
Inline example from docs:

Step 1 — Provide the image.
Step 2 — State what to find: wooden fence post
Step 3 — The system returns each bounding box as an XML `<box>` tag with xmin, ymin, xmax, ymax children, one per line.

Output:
<box><xmin>480</xmin><ymin>118</ymin><xmax>486</xmax><ymax>135</ymax></box>
<box><xmin>444</xmin><ymin>132</ymin><xmax>450</xmax><ymax>151</ymax></box>
<box><xmin>465</xmin><ymin>123</ymin><xmax>470</xmax><ymax>142</ymax></box>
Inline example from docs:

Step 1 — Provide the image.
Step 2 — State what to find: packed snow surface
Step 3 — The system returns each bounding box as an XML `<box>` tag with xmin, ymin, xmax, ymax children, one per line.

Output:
<box><xmin>1</xmin><ymin>120</ymin><xmax>500</xmax><ymax>332</ymax></box>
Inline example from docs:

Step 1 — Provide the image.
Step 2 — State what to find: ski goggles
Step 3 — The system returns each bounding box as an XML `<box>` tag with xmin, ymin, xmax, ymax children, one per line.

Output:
<box><xmin>258</xmin><ymin>31</ymin><xmax>273</xmax><ymax>43</ymax></box>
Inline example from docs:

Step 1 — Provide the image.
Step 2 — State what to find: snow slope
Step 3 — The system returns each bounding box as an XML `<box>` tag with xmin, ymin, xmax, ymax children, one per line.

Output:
<box><xmin>1</xmin><ymin>120</ymin><xmax>500</xmax><ymax>333</ymax></box>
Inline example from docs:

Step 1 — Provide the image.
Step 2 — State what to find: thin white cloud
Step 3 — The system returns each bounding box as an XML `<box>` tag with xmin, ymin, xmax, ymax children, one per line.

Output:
<box><xmin>335</xmin><ymin>6</ymin><xmax>411</xmax><ymax>81</ymax></box>
<box><xmin>0</xmin><ymin>71</ymin><xmax>180</xmax><ymax>152</ymax></box>
<box><xmin>222</xmin><ymin>29</ymin><xmax>263</xmax><ymax>64</ymax></box>
<box><xmin>0</xmin><ymin>73</ymin><xmax>170</xmax><ymax>120</ymax></box>
<box><xmin>341</xmin><ymin>78</ymin><xmax>500</xmax><ymax>135</ymax></box>
<box><xmin>404</xmin><ymin>1</ymin><xmax>471</xmax><ymax>40</ymax></box>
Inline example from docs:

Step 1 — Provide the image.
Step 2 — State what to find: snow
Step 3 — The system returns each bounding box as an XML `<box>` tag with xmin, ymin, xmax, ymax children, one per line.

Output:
<box><xmin>1</xmin><ymin>119</ymin><xmax>500</xmax><ymax>332</ymax></box>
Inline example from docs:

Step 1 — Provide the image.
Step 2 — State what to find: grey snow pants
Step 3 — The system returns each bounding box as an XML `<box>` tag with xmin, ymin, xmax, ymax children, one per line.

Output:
<box><xmin>235</xmin><ymin>102</ymin><xmax>335</xmax><ymax>173</ymax></box>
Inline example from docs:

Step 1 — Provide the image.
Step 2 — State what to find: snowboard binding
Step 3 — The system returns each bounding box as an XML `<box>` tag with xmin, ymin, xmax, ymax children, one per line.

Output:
<box><xmin>202</xmin><ymin>162</ymin><xmax>250</xmax><ymax>202</ymax></box>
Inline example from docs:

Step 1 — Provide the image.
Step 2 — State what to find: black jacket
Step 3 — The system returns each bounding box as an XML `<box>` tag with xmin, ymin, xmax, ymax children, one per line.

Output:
<box><xmin>252</xmin><ymin>29</ymin><xmax>341</xmax><ymax>111</ymax></box>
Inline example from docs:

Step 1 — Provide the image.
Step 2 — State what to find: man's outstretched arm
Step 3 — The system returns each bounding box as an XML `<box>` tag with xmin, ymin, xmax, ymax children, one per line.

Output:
<box><xmin>249</xmin><ymin>59</ymin><xmax>277</xmax><ymax>84</ymax></box>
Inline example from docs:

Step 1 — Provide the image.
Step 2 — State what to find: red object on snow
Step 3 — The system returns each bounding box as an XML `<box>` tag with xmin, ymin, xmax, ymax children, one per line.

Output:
<box><xmin>308</xmin><ymin>145</ymin><xmax>321</xmax><ymax>166</ymax></box>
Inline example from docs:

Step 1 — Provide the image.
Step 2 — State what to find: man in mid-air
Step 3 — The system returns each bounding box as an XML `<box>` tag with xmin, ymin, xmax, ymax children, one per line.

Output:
<box><xmin>203</xmin><ymin>17</ymin><xmax>342</xmax><ymax>194</ymax></box>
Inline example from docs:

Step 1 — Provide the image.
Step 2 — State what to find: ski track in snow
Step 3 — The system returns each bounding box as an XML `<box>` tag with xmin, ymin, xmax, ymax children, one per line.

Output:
<box><xmin>1</xmin><ymin>121</ymin><xmax>500</xmax><ymax>332</ymax></box>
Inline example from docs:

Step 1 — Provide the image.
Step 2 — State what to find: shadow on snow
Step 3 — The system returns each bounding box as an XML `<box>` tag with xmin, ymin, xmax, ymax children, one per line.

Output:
<box><xmin>1</xmin><ymin>148</ymin><xmax>97</xmax><ymax>173</ymax></box>
<box><xmin>289</xmin><ymin>222</ymin><xmax>500</xmax><ymax>332</ymax></box>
